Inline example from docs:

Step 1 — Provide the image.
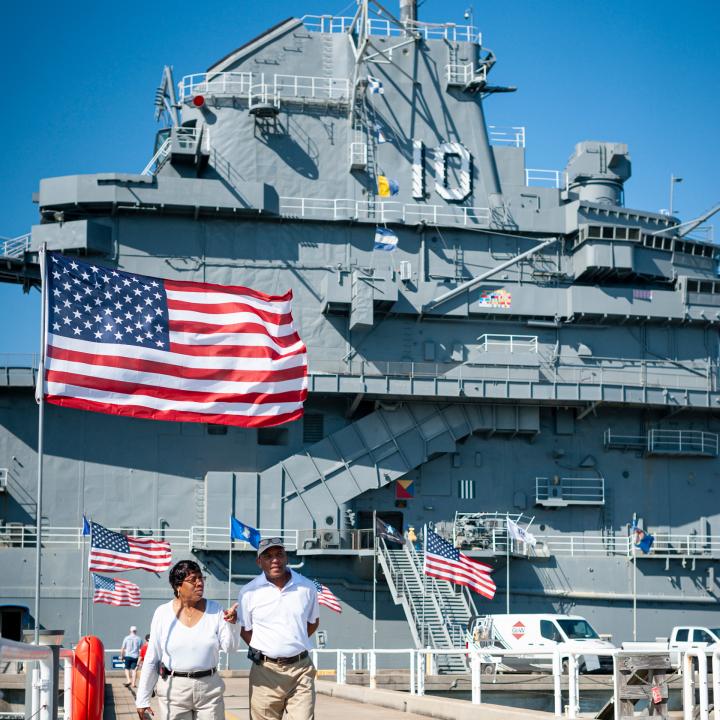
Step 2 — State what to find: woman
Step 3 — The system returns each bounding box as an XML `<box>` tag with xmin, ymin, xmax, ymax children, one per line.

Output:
<box><xmin>136</xmin><ymin>560</ymin><xmax>239</xmax><ymax>720</ymax></box>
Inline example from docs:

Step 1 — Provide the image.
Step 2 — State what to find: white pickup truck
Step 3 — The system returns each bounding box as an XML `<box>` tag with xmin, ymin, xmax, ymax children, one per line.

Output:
<box><xmin>622</xmin><ymin>626</ymin><xmax>720</xmax><ymax>667</ymax></box>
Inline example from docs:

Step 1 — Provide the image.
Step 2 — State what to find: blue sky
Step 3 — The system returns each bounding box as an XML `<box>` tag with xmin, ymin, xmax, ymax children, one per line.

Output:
<box><xmin>2</xmin><ymin>0</ymin><xmax>718</xmax><ymax>354</ymax></box>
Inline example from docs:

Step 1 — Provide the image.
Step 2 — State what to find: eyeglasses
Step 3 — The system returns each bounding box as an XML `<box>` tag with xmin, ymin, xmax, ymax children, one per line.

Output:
<box><xmin>182</xmin><ymin>575</ymin><xmax>207</xmax><ymax>586</ymax></box>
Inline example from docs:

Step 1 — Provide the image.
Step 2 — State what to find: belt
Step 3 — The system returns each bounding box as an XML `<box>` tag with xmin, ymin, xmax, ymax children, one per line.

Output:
<box><xmin>261</xmin><ymin>650</ymin><xmax>309</xmax><ymax>665</ymax></box>
<box><xmin>161</xmin><ymin>664</ymin><xmax>217</xmax><ymax>679</ymax></box>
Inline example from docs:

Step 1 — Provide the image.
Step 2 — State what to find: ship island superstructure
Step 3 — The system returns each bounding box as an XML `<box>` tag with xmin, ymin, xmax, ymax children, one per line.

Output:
<box><xmin>0</xmin><ymin>1</ymin><xmax>719</xmax><ymax>665</ymax></box>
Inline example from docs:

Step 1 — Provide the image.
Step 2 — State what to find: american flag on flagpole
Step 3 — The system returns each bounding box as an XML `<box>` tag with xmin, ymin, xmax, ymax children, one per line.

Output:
<box><xmin>312</xmin><ymin>579</ymin><xmax>342</xmax><ymax>613</ymax></box>
<box><xmin>89</xmin><ymin>522</ymin><xmax>172</xmax><ymax>573</ymax></box>
<box><xmin>423</xmin><ymin>530</ymin><xmax>496</xmax><ymax>599</ymax></box>
<box><xmin>43</xmin><ymin>253</ymin><xmax>307</xmax><ymax>427</ymax></box>
<box><xmin>93</xmin><ymin>574</ymin><xmax>141</xmax><ymax>607</ymax></box>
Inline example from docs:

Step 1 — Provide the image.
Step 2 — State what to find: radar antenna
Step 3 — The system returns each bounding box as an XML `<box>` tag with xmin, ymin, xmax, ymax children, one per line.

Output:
<box><xmin>154</xmin><ymin>65</ymin><xmax>180</xmax><ymax>128</ymax></box>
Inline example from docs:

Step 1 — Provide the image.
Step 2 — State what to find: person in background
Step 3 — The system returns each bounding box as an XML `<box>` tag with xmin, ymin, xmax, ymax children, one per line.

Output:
<box><xmin>135</xmin><ymin>560</ymin><xmax>239</xmax><ymax>720</ymax></box>
<box><xmin>120</xmin><ymin>625</ymin><xmax>142</xmax><ymax>688</ymax></box>
<box><xmin>137</xmin><ymin>634</ymin><xmax>150</xmax><ymax>671</ymax></box>
<box><xmin>238</xmin><ymin>537</ymin><xmax>319</xmax><ymax>720</ymax></box>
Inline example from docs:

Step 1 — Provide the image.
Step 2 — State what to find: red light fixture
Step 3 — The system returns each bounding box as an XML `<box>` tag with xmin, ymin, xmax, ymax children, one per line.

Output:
<box><xmin>192</xmin><ymin>95</ymin><xmax>205</xmax><ymax>108</ymax></box>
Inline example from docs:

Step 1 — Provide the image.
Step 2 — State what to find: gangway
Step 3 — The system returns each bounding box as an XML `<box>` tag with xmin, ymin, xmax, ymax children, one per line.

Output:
<box><xmin>378</xmin><ymin>538</ymin><xmax>483</xmax><ymax>673</ymax></box>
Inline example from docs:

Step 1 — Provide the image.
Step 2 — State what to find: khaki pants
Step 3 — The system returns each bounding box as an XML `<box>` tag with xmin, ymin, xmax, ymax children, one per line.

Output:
<box><xmin>156</xmin><ymin>672</ymin><xmax>225</xmax><ymax>720</ymax></box>
<box><xmin>249</xmin><ymin>656</ymin><xmax>316</xmax><ymax>720</ymax></box>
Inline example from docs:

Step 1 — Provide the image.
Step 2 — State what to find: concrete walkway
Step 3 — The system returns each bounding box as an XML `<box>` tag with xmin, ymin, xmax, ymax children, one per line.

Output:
<box><xmin>104</xmin><ymin>673</ymin><xmax>558</xmax><ymax>720</ymax></box>
<box><xmin>105</xmin><ymin>675</ymin><xmax>435</xmax><ymax>720</ymax></box>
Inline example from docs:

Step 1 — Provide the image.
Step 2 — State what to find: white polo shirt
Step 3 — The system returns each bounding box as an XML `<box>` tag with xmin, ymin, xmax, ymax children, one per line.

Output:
<box><xmin>238</xmin><ymin>569</ymin><xmax>319</xmax><ymax>657</ymax></box>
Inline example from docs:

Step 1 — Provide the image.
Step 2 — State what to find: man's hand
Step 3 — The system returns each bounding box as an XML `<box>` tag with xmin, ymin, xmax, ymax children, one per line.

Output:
<box><xmin>223</xmin><ymin>603</ymin><xmax>239</xmax><ymax>624</ymax></box>
<box><xmin>137</xmin><ymin>708</ymin><xmax>153</xmax><ymax>720</ymax></box>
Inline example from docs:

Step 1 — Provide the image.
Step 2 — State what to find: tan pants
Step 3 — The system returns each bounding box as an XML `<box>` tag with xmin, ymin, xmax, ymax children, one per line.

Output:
<box><xmin>249</xmin><ymin>656</ymin><xmax>316</xmax><ymax>720</ymax></box>
<box><xmin>156</xmin><ymin>672</ymin><xmax>225</xmax><ymax>720</ymax></box>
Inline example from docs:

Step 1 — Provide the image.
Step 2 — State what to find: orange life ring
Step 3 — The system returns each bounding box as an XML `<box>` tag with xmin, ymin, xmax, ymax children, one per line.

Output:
<box><xmin>72</xmin><ymin>636</ymin><xmax>105</xmax><ymax>720</ymax></box>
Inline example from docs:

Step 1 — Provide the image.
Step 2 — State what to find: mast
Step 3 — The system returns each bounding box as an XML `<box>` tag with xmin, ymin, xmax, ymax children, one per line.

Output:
<box><xmin>399</xmin><ymin>0</ymin><xmax>416</xmax><ymax>24</ymax></box>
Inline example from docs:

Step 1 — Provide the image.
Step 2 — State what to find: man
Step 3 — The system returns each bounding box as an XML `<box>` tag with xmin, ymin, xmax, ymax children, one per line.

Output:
<box><xmin>120</xmin><ymin>625</ymin><xmax>142</xmax><ymax>688</ymax></box>
<box><xmin>238</xmin><ymin>537</ymin><xmax>319</xmax><ymax>720</ymax></box>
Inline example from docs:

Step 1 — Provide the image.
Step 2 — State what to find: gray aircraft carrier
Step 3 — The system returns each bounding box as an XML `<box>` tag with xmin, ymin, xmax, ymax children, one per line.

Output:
<box><xmin>0</xmin><ymin>0</ymin><xmax>719</xmax><ymax>666</ymax></box>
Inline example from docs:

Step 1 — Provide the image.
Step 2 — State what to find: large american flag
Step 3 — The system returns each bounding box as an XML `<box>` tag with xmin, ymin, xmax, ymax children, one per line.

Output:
<box><xmin>312</xmin><ymin>579</ymin><xmax>342</xmax><ymax>613</ymax></box>
<box><xmin>93</xmin><ymin>574</ymin><xmax>141</xmax><ymax>607</ymax></box>
<box><xmin>423</xmin><ymin>530</ymin><xmax>496</xmax><ymax>599</ymax></box>
<box><xmin>89</xmin><ymin>522</ymin><xmax>172</xmax><ymax>573</ymax></box>
<box><xmin>43</xmin><ymin>252</ymin><xmax>307</xmax><ymax>427</ymax></box>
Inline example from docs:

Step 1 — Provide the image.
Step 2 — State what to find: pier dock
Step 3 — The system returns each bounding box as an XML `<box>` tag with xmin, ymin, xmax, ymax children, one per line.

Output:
<box><xmin>103</xmin><ymin>674</ymin><xmax>555</xmax><ymax>720</ymax></box>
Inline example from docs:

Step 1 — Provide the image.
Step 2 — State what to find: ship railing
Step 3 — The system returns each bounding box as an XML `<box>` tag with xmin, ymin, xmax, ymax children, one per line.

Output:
<box><xmin>488</xmin><ymin>125</ymin><xmax>525</xmax><ymax>148</ymax></box>
<box><xmin>535</xmin><ymin>476</ymin><xmax>605</xmax><ymax>506</ymax></box>
<box><xmin>273</xmin><ymin>74</ymin><xmax>349</xmax><ymax>101</ymax></box>
<box><xmin>525</xmin><ymin>168</ymin><xmax>568</xmax><ymax>190</ymax></box>
<box><xmin>192</xmin><ymin>526</ymin><xmax>298</xmax><ymax>551</ymax></box>
<box><xmin>477</xmin><ymin>334</ymin><xmax>538</xmax><ymax>353</ymax></box>
<box><xmin>445</xmin><ymin>63</ymin><xmax>474</xmax><ymax>86</ymax></box>
<box><xmin>648</xmin><ymin>428</ymin><xmax>718</xmax><ymax>457</ymax></box>
<box><xmin>301</xmin><ymin>15</ymin><xmax>481</xmax><ymax>44</ymax></box>
<box><xmin>296</xmin><ymin>527</ymin><xmax>373</xmax><ymax>551</ymax></box>
<box><xmin>141</xmin><ymin>137</ymin><xmax>171</xmax><ymax>176</ymax></box>
<box><xmin>0</xmin><ymin>233</ymin><xmax>31</xmax><ymax>259</ymax></box>
<box><xmin>279</xmin><ymin>196</ymin><xmax>491</xmax><ymax>225</ymax></box>
<box><xmin>178</xmin><ymin>72</ymin><xmax>349</xmax><ymax>103</ymax></box>
<box><xmin>178</xmin><ymin>72</ymin><xmax>253</xmax><ymax>100</ymax></box>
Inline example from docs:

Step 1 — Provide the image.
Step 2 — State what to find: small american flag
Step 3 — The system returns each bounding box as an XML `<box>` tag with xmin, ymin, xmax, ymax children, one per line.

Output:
<box><xmin>43</xmin><ymin>252</ymin><xmax>307</xmax><ymax>427</ymax></box>
<box><xmin>423</xmin><ymin>530</ymin><xmax>496</xmax><ymax>599</ymax></box>
<box><xmin>93</xmin><ymin>574</ymin><xmax>141</xmax><ymax>607</ymax></box>
<box><xmin>89</xmin><ymin>521</ymin><xmax>172</xmax><ymax>573</ymax></box>
<box><xmin>312</xmin><ymin>579</ymin><xmax>341</xmax><ymax>613</ymax></box>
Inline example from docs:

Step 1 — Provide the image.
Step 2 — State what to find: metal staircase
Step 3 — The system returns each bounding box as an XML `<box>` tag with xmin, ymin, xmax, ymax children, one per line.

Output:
<box><xmin>378</xmin><ymin>539</ymin><xmax>471</xmax><ymax>673</ymax></box>
<box><xmin>241</xmin><ymin>402</ymin><xmax>488</xmax><ymax>529</ymax></box>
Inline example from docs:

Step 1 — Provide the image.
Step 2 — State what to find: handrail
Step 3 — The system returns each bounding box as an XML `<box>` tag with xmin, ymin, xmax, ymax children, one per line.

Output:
<box><xmin>0</xmin><ymin>233</ymin><xmax>31</xmax><ymax>259</ymax></box>
<box><xmin>279</xmin><ymin>197</ymin><xmax>492</xmax><ymax>226</ymax></box>
<box><xmin>301</xmin><ymin>15</ymin><xmax>481</xmax><ymax>44</ymax></box>
<box><xmin>141</xmin><ymin>138</ymin><xmax>171</xmax><ymax>176</ymax></box>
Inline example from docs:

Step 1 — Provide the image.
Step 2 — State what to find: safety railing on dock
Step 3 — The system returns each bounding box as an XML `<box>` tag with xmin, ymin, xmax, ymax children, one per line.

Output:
<box><xmin>0</xmin><ymin>638</ymin><xmax>72</xmax><ymax>720</ymax></box>
<box><xmin>312</xmin><ymin>646</ymin><xmax>720</xmax><ymax>720</ymax></box>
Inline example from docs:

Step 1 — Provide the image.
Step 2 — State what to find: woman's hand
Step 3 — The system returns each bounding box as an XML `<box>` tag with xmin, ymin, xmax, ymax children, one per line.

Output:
<box><xmin>137</xmin><ymin>708</ymin><xmax>153</xmax><ymax>720</ymax></box>
<box><xmin>223</xmin><ymin>603</ymin><xmax>238</xmax><ymax>624</ymax></box>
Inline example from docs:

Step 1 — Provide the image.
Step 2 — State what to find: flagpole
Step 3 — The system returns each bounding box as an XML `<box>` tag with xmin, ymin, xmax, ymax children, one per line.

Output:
<box><xmin>33</xmin><ymin>243</ymin><xmax>48</xmax><ymax>644</ymax></box>
<box><xmin>422</xmin><ymin>524</ymin><xmax>426</xmax><ymax>647</ymax></box>
<box><xmin>632</xmin><ymin>545</ymin><xmax>637</xmax><ymax>641</ymax></box>
<box><xmin>372</xmin><ymin>510</ymin><xmax>377</xmax><ymax>651</ymax></box>
<box><xmin>78</xmin><ymin>529</ymin><xmax>86</xmax><ymax>640</ymax></box>
<box><xmin>506</xmin><ymin>514</ymin><xmax>510</xmax><ymax>614</ymax></box>
<box><xmin>228</xmin><ymin>538</ymin><xmax>233</xmax><ymax>611</ymax></box>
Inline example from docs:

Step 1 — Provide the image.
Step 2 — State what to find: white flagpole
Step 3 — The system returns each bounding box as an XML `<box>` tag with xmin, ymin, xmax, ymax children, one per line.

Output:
<box><xmin>78</xmin><ymin>526</ymin><xmax>86</xmax><ymax>640</ymax></box>
<box><xmin>372</xmin><ymin>510</ymin><xmax>377</xmax><ymax>651</ymax></box>
<box><xmin>33</xmin><ymin>243</ymin><xmax>48</xmax><ymax>644</ymax></box>
<box><xmin>422</xmin><ymin>524</ymin><xmax>427</xmax><ymax>647</ymax></box>
<box><xmin>506</xmin><ymin>514</ymin><xmax>510</xmax><ymax>614</ymax></box>
<box><xmin>632</xmin><ymin>545</ymin><xmax>637</xmax><ymax>641</ymax></box>
<box><xmin>228</xmin><ymin>539</ymin><xmax>233</xmax><ymax>610</ymax></box>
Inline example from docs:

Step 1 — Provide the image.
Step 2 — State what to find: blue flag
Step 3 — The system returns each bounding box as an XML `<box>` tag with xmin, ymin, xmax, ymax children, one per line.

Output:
<box><xmin>230</xmin><ymin>516</ymin><xmax>261</xmax><ymax>549</ymax></box>
<box><xmin>82</xmin><ymin>515</ymin><xmax>91</xmax><ymax>536</ymax></box>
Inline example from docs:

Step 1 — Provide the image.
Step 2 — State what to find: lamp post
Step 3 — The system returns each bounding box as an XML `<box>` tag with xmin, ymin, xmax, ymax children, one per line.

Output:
<box><xmin>669</xmin><ymin>174</ymin><xmax>683</xmax><ymax>216</ymax></box>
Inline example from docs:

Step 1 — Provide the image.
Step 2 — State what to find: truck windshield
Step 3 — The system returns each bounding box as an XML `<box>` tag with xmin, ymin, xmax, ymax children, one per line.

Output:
<box><xmin>557</xmin><ymin>619</ymin><xmax>600</xmax><ymax>639</ymax></box>
<box><xmin>711</xmin><ymin>629</ymin><xmax>720</xmax><ymax>640</ymax></box>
